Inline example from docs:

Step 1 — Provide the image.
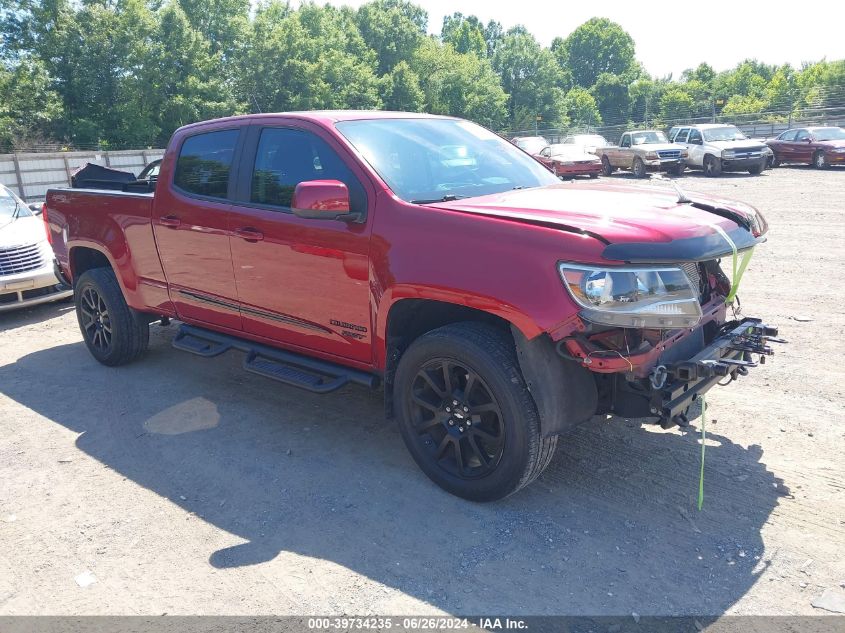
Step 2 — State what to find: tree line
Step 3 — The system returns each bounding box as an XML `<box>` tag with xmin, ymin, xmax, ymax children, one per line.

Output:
<box><xmin>1</xmin><ymin>0</ymin><xmax>843</xmax><ymax>151</ymax></box>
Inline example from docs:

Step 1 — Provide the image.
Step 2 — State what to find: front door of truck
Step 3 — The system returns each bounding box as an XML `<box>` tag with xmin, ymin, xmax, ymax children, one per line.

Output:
<box><xmin>686</xmin><ymin>129</ymin><xmax>705</xmax><ymax>167</ymax></box>
<box><xmin>152</xmin><ymin>127</ymin><xmax>244</xmax><ymax>330</ymax></box>
<box><xmin>227</xmin><ymin>124</ymin><xmax>374</xmax><ymax>364</ymax></box>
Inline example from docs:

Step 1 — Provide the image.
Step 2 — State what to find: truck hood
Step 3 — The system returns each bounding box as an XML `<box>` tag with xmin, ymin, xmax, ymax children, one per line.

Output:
<box><xmin>0</xmin><ymin>216</ymin><xmax>46</xmax><ymax>249</ymax></box>
<box><xmin>429</xmin><ymin>182</ymin><xmax>765</xmax><ymax>249</ymax></box>
<box><xmin>635</xmin><ymin>143</ymin><xmax>686</xmax><ymax>152</ymax></box>
<box><xmin>706</xmin><ymin>139</ymin><xmax>766</xmax><ymax>150</ymax></box>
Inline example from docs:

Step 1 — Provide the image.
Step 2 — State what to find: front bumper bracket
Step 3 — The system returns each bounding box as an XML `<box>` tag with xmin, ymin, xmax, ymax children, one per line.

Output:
<box><xmin>650</xmin><ymin>318</ymin><xmax>783</xmax><ymax>428</ymax></box>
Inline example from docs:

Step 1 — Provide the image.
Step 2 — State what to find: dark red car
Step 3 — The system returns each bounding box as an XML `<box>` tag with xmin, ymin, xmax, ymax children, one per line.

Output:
<box><xmin>46</xmin><ymin>111</ymin><xmax>778</xmax><ymax>501</ymax></box>
<box><xmin>766</xmin><ymin>126</ymin><xmax>845</xmax><ymax>168</ymax></box>
<box><xmin>535</xmin><ymin>144</ymin><xmax>602</xmax><ymax>179</ymax></box>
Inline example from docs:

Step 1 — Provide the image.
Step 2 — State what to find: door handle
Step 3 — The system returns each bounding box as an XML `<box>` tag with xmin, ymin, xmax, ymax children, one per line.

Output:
<box><xmin>234</xmin><ymin>227</ymin><xmax>264</xmax><ymax>242</ymax></box>
<box><xmin>159</xmin><ymin>215</ymin><xmax>181</xmax><ymax>228</ymax></box>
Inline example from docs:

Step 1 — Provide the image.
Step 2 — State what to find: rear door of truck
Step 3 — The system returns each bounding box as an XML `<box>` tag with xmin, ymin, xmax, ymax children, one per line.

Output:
<box><xmin>152</xmin><ymin>126</ymin><xmax>245</xmax><ymax>330</ymax></box>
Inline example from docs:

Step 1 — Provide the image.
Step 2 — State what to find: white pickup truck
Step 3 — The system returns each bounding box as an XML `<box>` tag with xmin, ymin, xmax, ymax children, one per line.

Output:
<box><xmin>668</xmin><ymin>124</ymin><xmax>768</xmax><ymax>176</ymax></box>
<box><xmin>595</xmin><ymin>130</ymin><xmax>688</xmax><ymax>178</ymax></box>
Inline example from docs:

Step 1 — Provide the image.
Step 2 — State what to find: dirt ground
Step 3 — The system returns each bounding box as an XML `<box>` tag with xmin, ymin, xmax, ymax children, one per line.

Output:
<box><xmin>1</xmin><ymin>166</ymin><xmax>843</xmax><ymax>617</ymax></box>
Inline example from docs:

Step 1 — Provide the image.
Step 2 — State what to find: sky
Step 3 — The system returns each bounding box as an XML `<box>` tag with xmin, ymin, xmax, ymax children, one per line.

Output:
<box><xmin>293</xmin><ymin>0</ymin><xmax>845</xmax><ymax>78</ymax></box>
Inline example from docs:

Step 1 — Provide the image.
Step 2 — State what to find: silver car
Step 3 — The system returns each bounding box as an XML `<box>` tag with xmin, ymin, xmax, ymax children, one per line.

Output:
<box><xmin>0</xmin><ymin>184</ymin><xmax>72</xmax><ymax>311</ymax></box>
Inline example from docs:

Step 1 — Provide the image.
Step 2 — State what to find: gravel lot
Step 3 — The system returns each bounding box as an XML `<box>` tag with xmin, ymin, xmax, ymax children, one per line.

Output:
<box><xmin>1</xmin><ymin>165</ymin><xmax>844</xmax><ymax>617</ymax></box>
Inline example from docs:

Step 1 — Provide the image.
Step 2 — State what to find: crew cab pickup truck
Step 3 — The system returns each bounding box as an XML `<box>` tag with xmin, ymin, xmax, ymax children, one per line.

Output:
<box><xmin>595</xmin><ymin>130</ymin><xmax>688</xmax><ymax>178</ymax></box>
<box><xmin>46</xmin><ymin>111</ymin><xmax>779</xmax><ymax>501</ymax></box>
<box><xmin>669</xmin><ymin>124</ymin><xmax>768</xmax><ymax>176</ymax></box>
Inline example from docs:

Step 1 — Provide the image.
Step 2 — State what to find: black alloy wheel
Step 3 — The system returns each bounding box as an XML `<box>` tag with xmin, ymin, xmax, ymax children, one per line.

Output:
<box><xmin>79</xmin><ymin>286</ymin><xmax>112</xmax><ymax>353</ymax></box>
<box><xmin>408</xmin><ymin>358</ymin><xmax>505</xmax><ymax>479</ymax></box>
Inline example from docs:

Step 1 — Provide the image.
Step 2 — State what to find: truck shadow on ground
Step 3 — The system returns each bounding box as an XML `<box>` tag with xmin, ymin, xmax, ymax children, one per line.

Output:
<box><xmin>1</xmin><ymin>325</ymin><xmax>788</xmax><ymax>615</ymax></box>
<box><xmin>0</xmin><ymin>300</ymin><xmax>75</xmax><ymax>330</ymax></box>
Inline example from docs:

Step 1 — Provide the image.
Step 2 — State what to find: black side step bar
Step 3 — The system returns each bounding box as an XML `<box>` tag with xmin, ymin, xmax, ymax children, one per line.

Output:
<box><xmin>172</xmin><ymin>324</ymin><xmax>378</xmax><ymax>394</ymax></box>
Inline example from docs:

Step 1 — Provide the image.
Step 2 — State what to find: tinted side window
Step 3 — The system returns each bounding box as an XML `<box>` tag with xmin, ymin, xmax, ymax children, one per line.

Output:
<box><xmin>674</xmin><ymin>129</ymin><xmax>689</xmax><ymax>143</ymax></box>
<box><xmin>795</xmin><ymin>130</ymin><xmax>810</xmax><ymax>141</ymax></box>
<box><xmin>251</xmin><ymin>128</ymin><xmax>365</xmax><ymax>212</ymax></box>
<box><xmin>779</xmin><ymin>130</ymin><xmax>798</xmax><ymax>141</ymax></box>
<box><xmin>621</xmin><ymin>135</ymin><xmax>630</xmax><ymax>147</ymax></box>
<box><xmin>174</xmin><ymin>130</ymin><xmax>239</xmax><ymax>199</ymax></box>
<box><xmin>689</xmin><ymin>129</ymin><xmax>702</xmax><ymax>143</ymax></box>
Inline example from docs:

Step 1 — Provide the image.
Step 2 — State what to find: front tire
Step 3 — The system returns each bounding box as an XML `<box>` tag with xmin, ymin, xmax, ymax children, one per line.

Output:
<box><xmin>748</xmin><ymin>162</ymin><xmax>764</xmax><ymax>175</ymax></box>
<box><xmin>394</xmin><ymin>322</ymin><xmax>556</xmax><ymax>501</ymax></box>
<box><xmin>75</xmin><ymin>268</ymin><xmax>150</xmax><ymax>366</ymax></box>
<box><xmin>814</xmin><ymin>150</ymin><xmax>829</xmax><ymax>169</ymax></box>
<box><xmin>632</xmin><ymin>157</ymin><xmax>647</xmax><ymax>178</ymax></box>
<box><xmin>704</xmin><ymin>155</ymin><xmax>722</xmax><ymax>177</ymax></box>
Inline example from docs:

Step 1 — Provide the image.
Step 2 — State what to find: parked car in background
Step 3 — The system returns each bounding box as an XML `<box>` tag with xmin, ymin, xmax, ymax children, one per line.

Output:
<box><xmin>535</xmin><ymin>144</ymin><xmax>602</xmax><ymax>179</ymax></box>
<box><xmin>669</xmin><ymin>124</ymin><xmax>767</xmax><ymax>176</ymax></box>
<box><xmin>765</xmin><ymin>126</ymin><xmax>845</xmax><ymax>168</ymax></box>
<box><xmin>0</xmin><ymin>184</ymin><xmax>72</xmax><ymax>311</ymax></box>
<box><xmin>561</xmin><ymin>134</ymin><xmax>609</xmax><ymax>156</ymax></box>
<box><xmin>511</xmin><ymin>135</ymin><xmax>549</xmax><ymax>155</ymax></box>
<box><xmin>595</xmin><ymin>130</ymin><xmax>687</xmax><ymax>177</ymax></box>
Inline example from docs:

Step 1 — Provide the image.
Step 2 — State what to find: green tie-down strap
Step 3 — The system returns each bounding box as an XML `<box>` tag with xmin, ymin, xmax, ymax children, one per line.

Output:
<box><xmin>708</xmin><ymin>222</ymin><xmax>754</xmax><ymax>304</ymax></box>
<box><xmin>698</xmin><ymin>394</ymin><xmax>707</xmax><ymax>511</ymax></box>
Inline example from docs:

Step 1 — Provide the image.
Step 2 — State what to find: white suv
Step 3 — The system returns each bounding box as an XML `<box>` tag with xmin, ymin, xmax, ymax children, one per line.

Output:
<box><xmin>669</xmin><ymin>124</ymin><xmax>768</xmax><ymax>176</ymax></box>
<box><xmin>0</xmin><ymin>184</ymin><xmax>72</xmax><ymax>311</ymax></box>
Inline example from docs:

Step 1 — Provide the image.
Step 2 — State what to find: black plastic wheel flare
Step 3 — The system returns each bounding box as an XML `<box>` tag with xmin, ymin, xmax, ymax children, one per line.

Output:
<box><xmin>80</xmin><ymin>287</ymin><xmax>112</xmax><ymax>352</ymax></box>
<box><xmin>409</xmin><ymin>359</ymin><xmax>505</xmax><ymax>479</ymax></box>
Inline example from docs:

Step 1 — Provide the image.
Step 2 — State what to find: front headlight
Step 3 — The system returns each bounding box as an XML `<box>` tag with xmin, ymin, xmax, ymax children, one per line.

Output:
<box><xmin>645</xmin><ymin>151</ymin><xmax>659</xmax><ymax>160</ymax></box>
<box><xmin>722</xmin><ymin>149</ymin><xmax>736</xmax><ymax>159</ymax></box>
<box><xmin>559</xmin><ymin>264</ymin><xmax>702</xmax><ymax>329</ymax></box>
<box><xmin>681</xmin><ymin>149</ymin><xmax>689</xmax><ymax>158</ymax></box>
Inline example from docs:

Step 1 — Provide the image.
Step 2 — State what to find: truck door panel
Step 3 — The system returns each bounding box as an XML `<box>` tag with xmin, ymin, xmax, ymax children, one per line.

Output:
<box><xmin>152</xmin><ymin>128</ymin><xmax>243</xmax><ymax>330</ymax></box>
<box><xmin>228</xmin><ymin>124</ymin><xmax>374</xmax><ymax>363</ymax></box>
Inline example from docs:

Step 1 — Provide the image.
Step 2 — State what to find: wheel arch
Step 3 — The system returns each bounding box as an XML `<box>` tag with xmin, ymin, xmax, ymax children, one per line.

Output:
<box><xmin>380</xmin><ymin>295</ymin><xmax>535</xmax><ymax>419</ymax></box>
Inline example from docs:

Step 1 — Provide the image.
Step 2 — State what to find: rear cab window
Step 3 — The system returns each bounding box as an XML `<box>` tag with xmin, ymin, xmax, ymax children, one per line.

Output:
<box><xmin>174</xmin><ymin>129</ymin><xmax>240</xmax><ymax>199</ymax></box>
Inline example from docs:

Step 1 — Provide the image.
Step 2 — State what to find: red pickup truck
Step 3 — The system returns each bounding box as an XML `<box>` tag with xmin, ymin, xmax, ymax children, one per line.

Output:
<box><xmin>46</xmin><ymin>111</ymin><xmax>778</xmax><ymax>501</ymax></box>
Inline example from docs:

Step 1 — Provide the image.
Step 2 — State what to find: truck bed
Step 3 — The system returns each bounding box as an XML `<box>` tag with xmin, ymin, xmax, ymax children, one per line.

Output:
<box><xmin>46</xmin><ymin>188</ymin><xmax>168</xmax><ymax>312</ymax></box>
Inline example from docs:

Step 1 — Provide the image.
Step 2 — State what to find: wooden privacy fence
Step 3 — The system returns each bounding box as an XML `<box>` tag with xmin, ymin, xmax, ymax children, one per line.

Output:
<box><xmin>0</xmin><ymin>149</ymin><xmax>165</xmax><ymax>202</ymax></box>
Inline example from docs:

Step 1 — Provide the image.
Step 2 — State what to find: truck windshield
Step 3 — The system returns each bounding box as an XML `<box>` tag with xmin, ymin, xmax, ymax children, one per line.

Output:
<box><xmin>631</xmin><ymin>131</ymin><xmax>668</xmax><ymax>145</ymax></box>
<box><xmin>703</xmin><ymin>127</ymin><xmax>747</xmax><ymax>142</ymax></box>
<box><xmin>335</xmin><ymin>118</ymin><xmax>559</xmax><ymax>203</ymax></box>
<box><xmin>813</xmin><ymin>127</ymin><xmax>845</xmax><ymax>141</ymax></box>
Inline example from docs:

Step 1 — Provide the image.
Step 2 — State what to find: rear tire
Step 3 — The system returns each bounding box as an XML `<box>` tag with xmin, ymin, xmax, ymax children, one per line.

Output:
<box><xmin>704</xmin><ymin>155</ymin><xmax>722</xmax><ymax>177</ymax></box>
<box><xmin>589</xmin><ymin>172</ymin><xmax>599</xmax><ymax>179</ymax></box>
<box><xmin>632</xmin><ymin>157</ymin><xmax>647</xmax><ymax>178</ymax></box>
<box><xmin>75</xmin><ymin>268</ymin><xmax>150</xmax><ymax>366</ymax></box>
<box><xmin>601</xmin><ymin>156</ymin><xmax>614</xmax><ymax>176</ymax></box>
<box><xmin>394</xmin><ymin>322</ymin><xmax>556</xmax><ymax>502</ymax></box>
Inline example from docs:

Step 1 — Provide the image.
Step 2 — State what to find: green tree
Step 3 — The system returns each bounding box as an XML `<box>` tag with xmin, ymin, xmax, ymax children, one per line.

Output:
<box><xmin>562</xmin><ymin>87</ymin><xmax>600</xmax><ymax>127</ymax></box>
<box><xmin>591</xmin><ymin>73</ymin><xmax>629</xmax><ymax>125</ymax></box>
<box><xmin>659</xmin><ymin>88</ymin><xmax>694</xmax><ymax>122</ymax></box>
<box><xmin>177</xmin><ymin>0</ymin><xmax>249</xmax><ymax>59</ymax></box>
<box><xmin>0</xmin><ymin>57</ymin><xmax>64</xmax><ymax>151</ymax></box>
<box><xmin>493</xmin><ymin>27</ymin><xmax>569</xmax><ymax>128</ymax></box>
<box><xmin>236</xmin><ymin>1</ymin><xmax>381</xmax><ymax>114</ymax></box>
<box><xmin>561</xmin><ymin>18</ymin><xmax>636</xmax><ymax>88</ymax></box>
<box><xmin>142</xmin><ymin>1</ymin><xmax>239</xmax><ymax>146</ymax></box>
<box><xmin>355</xmin><ymin>0</ymin><xmax>427</xmax><ymax>74</ymax></box>
<box><xmin>410</xmin><ymin>38</ymin><xmax>507</xmax><ymax>128</ymax></box>
<box><xmin>440</xmin><ymin>13</ymin><xmax>486</xmax><ymax>57</ymax></box>
<box><xmin>381</xmin><ymin>60</ymin><xmax>424</xmax><ymax>111</ymax></box>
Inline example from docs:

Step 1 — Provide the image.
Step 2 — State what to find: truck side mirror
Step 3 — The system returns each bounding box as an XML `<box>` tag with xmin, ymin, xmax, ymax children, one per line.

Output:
<box><xmin>27</xmin><ymin>202</ymin><xmax>43</xmax><ymax>215</ymax></box>
<box><xmin>291</xmin><ymin>180</ymin><xmax>360</xmax><ymax>222</ymax></box>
